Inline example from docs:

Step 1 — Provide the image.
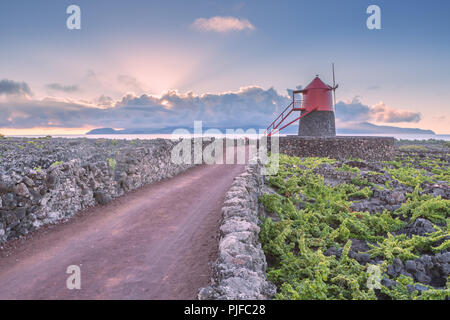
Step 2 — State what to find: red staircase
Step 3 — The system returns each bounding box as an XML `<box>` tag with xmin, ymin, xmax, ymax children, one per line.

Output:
<box><xmin>265</xmin><ymin>99</ymin><xmax>317</xmax><ymax>136</ymax></box>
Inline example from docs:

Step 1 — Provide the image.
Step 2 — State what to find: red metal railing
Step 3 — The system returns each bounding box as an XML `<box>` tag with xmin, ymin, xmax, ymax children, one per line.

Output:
<box><xmin>265</xmin><ymin>101</ymin><xmax>301</xmax><ymax>135</ymax></box>
<box><xmin>265</xmin><ymin>96</ymin><xmax>320</xmax><ymax>136</ymax></box>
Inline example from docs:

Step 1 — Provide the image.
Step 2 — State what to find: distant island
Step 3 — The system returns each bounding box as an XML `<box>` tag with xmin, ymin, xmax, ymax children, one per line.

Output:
<box><xmin>336</xmin><ymin>122</ymin><xmax>435</xmax><ymax>135</ymax></box>
<box><xmin>87</xmin><ymin>125</ymin><xmax>268</xmax><ymax>135</ymax></box>
<box><xmin>87</xmin><ymin>122</ymin><xmax>435</xmax><ymax>135</ymax></box>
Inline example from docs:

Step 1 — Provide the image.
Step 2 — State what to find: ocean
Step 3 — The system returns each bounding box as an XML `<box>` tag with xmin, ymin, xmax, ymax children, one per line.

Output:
<box><xmin>5</xmin><ymin>133</ymin><xmax>450</xmax><ymax>141</ymax></box>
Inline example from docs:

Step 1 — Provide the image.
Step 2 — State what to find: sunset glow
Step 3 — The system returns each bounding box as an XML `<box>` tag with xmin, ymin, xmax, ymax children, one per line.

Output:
<box><xmin>0</xmin><ymin>0</ymin><xmax>449</xmax><ymax>135</ymax></box>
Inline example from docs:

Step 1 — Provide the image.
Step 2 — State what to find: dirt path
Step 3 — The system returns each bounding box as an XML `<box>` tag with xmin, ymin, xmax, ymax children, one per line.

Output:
<box><xmin>0</xmin><ymin>148</ymin><xmax>247</xmax><ymax>300</ymax></box>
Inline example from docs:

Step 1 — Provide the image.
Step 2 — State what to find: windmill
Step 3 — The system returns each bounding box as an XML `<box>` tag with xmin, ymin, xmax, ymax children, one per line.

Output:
<box><xmin>265</xmin><ymin>65</ymin><xmax>338</xmax><ymax>137</ymax></box>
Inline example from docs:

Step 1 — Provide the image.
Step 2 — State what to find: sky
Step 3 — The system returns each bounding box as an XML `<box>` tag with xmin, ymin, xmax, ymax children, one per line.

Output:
<box><xmin>0</xmin><ymin>0</ymin><xmax>449</xmax><ymax>134</ymax></box>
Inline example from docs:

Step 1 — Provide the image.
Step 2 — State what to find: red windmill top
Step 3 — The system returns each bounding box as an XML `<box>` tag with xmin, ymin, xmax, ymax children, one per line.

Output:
<box><xmin>265</xmin><ymin>74</ymin><xmax>337</xmax><ymax>136</ymax></box>
<box><xmin>304</xmin><ymin>76</ymin><xmax>333</xmax><ymax>90</ymax></box>
<box><xmin>300</xmin><ymin>75</ymin><xmax>334</xmax><ymax>112</ymax></box>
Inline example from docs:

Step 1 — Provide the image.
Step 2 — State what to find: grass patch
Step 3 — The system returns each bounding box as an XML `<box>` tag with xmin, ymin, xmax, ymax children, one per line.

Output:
<box><xmin>398</xmin><ymin>145</ymin><xmax>427</xmax><ymax>152</ymax></box>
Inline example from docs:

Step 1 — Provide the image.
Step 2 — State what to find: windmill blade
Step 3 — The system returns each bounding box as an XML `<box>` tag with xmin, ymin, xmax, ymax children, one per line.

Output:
<box><xmin>332</xmin><ymin>63</ymin><xmax>337</xmax><ymax>108</ymax></box>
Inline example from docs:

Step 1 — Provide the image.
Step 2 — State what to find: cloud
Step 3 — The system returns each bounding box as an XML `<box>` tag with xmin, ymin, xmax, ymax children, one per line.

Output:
<box><xmin>0</xmin><ymin>81</ymin><xmax>425</xmax><ymax>132</ymax></box>
<box><xmin>46</xmin><ymin>83</ymin><xmax>79</xmax><ymax>93</ymax></box>
<box><xmin>96</xmin><ymin>95</ymin><xmax>114</xmax><ymax>107</ymax></box>
<box><xmin>371</xmin><ymin>102</ymin><xmax>421</xmax><ymax>123</ymax></box>
<box><xmin>335</xmin><ymin>97</ymin><xmax>421</xmax><ymax>123</ymax></box>
<box><xmin>0</xmin><ymin>79</ymin><xmax>32</xmax><ymax>96</ymax></box>
<box><xmin>0</xmin><ymin>86</ymin><xmax>288</xmax><ymax>130</ymax></box>
<box><xmin>191</xmin><ymin>16</ymin><xmax>255</xmax><ymax>33</ymax></box>
<box><xmin>114</xmin><ymin>86</ymin><xmax>288</xmax><ymax>128</ymax></box>
<box><xmin>335</xmin><ymin>97</ymin><xmax>372</xmax><ymax>123</ymax></box>
<box><xmin>286</xmin><ymin>85</ymin><xmax>303</xmax><ymax>98</ymax></box>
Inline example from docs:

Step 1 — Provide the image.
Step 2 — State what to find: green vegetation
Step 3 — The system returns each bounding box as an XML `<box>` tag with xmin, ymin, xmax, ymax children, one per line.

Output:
<box><xmin>259</xmin><ymin>153</ymin><xmax>449</xmax><ymax>300</ymax></box>
<box><xmin>398</xmin><ymin>145</ymin><xmax>427</xmax><ymax>152</ymax></box>
<box><xmin>50</xmin><ymin>161</ymin><xmax>64</xmax><ymax>167</ymax></box>
<box><xmin>383</xmin><ymin>155</ymin><xmax>447</xmax><ymax>187</ymax></box>
<box><xmin>107</xmin><ymin>158</ymin><xmax>117</xmax><ymax>170</ymax></box>
<box><xmin>337</xmin><ymin>163</ymin><xmax>360</xmax><ymax>173</ymax></box>
<box><xmin>380</xmin><ymin>275</ymin><xmax>450</xmax><ymax>300</ymax></box>
<box><xmin>395</xmin><ymin>139</ymin><xmax>450</xmax><ymax>150</ymax></box>
<box><xmin>367</xmin><ymin>231</ymin><xmax>448</xmax><ymax>262</ymax></box>
<box><xmin>33</xmin><ymin>166</ymin><xmax>42</xmax><ymax>173</ymax></box>
<box><xmin>394</xmin><ymin>190</ymin><xmax>449</xmax><ymax>224</ymax></box>
<box><xmin>386</xmin><ymin>166</ymin><xmax>432</xmax><ymax>187</ymax></box>
<box><xmin>391</xmin><ymin>152</ymin><xmax>450</xmax><ymax>183</ymax></box>
<box><xmin>26</xmin><ymin>140</ymin><xmax>44</xmax><ymax>148</ymax></box>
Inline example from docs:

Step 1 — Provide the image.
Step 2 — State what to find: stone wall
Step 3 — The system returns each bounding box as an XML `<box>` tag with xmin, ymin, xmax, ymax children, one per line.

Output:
<box><xmin>198</xmin><ymin>159</ymin><xmax>276</xmax><ymax>300</ymax></box>
<box><xmin>0</xmin><ymin>138</ymin><xmax>211</xmax><ymax>243</ymax></box>
<box><xmin>298</xmin><ymin>111</ymin><xmax>336</xmax><ymax>136</ymax></box>
<box><xmin>267</xmin><ymin>136</ymin><xmax>395</xmax><ymax>161</ymax></box>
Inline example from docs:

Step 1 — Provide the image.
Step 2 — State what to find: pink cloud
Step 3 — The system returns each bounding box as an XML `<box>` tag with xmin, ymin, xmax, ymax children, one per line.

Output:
<box><xmin>371</xmin><ymin>102</ymin><xmax>421</xmax><ymax>123</ymax></box>
<box><xmin>191</xmin><ymin>16</ymin><xmax>255</xmax><ymax>33</ymax></box>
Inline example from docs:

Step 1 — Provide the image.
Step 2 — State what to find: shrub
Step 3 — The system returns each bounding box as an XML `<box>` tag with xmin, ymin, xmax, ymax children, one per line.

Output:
<box><xmin>51</xmin><ymin>161</ymin><xmax>63</xmax><ymax>167</ymax></box>
<box><xmin>395</xmin><ymin>193</ymin><xmax>449</xmax><ymax>224</ymax></box>
<box><xmin>107</xmin><ymin>158</ymin><xmax>117</xmax><ymax>170</ymax></box>
<box><xmin>385</xmin><ymin>166</ymin><xmax>432</xmax><ymax>187</ymax></box>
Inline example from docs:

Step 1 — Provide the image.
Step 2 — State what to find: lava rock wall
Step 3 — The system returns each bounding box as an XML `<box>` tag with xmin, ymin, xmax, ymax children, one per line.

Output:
<box><xmin>198</xmin><ymin>158</ymin><xmax>276</xmax><ymax>300</ymax></box>
<box><xmin>298</xmin><ymin>110</ymin><xmax>336</xmax><ymax>136</ymax></box>
<box><xmin>0</xmin><ymin>138</ymin><xmax>212</xmax><ymax>243</ymax></box>
<box><xmin>267</xmin><ymin>136</ymin><xmax>395</xmax><ymax>161</ymax></box>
